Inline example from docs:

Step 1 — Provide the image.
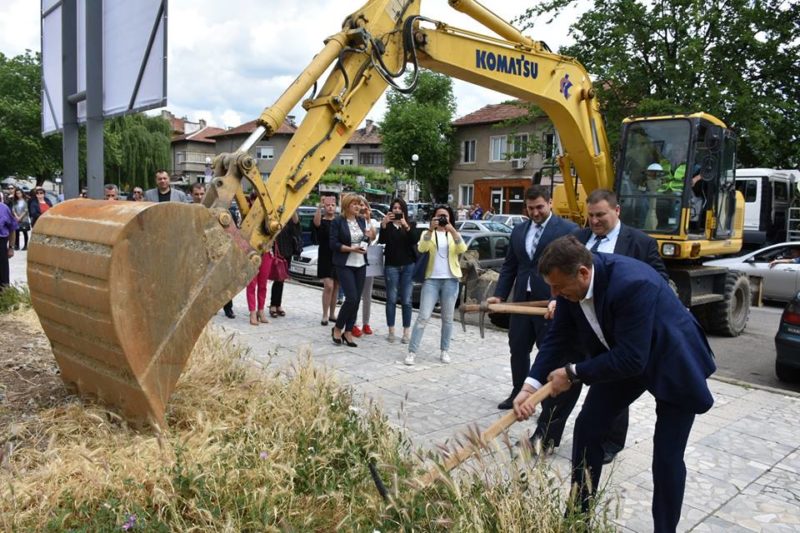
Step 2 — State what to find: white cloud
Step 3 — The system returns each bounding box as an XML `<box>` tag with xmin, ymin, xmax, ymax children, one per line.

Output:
<box><xmin>3</xmin><ymin>0</ymin><xmax>585</xmax><ymax>127</ymax></box>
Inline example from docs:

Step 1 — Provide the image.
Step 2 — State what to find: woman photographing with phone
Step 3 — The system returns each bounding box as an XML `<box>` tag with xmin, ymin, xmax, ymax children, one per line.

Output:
<box><xmin>405</xmin><ymin>204</ymin><xmax>467</xmax><ymax>365</ymax></box>
<box><xmin>379</xmin><ymin>198</ymin><xmax>416</xmax><ymax>343</ymax></box>
<box><xmin>330</xmin><ymin>194</ymin><xmax>375</xmax><ymax>347</ymax></box>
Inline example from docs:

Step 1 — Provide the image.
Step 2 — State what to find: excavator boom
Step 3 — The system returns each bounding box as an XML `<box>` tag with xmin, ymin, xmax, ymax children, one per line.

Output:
<box><xmin>27</xmin><ymin>0</ymin><xmax>618</xmax><ymax>425</ymax></box>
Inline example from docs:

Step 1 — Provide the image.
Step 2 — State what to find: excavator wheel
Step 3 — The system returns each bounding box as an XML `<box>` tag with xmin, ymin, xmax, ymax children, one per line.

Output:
<box><xmin>27</xmin><ymin>199</ymin><xmax>258</xmax><ymax>427</ymax></box>
<box><xmin>708</xmin><ymin>272</ymin><xmax>750</xmax><ymax>337</ymax></box>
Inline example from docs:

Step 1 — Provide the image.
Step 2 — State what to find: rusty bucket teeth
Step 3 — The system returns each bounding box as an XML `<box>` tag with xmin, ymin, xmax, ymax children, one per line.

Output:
<box><xmin>27</xmin><ymin>199</ymin><xmax>257</xmax><ymax>427</ymax></box>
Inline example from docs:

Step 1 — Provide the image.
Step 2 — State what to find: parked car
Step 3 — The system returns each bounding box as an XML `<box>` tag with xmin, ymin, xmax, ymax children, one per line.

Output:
<box><xmin>407</xmin><ymin>202</ymin><xmax>433</xmax><ymax>222</ymax></box>
<box><xmin>490</xmin><ymin>214</ymin><xmax>528</xmax><ymax>228</ymax></box>
<box><xmin>370</xmin><ymin>202</ymin><xmax>391</xmax><ymax>216</ymax></box>
<box><xmin>704</xmin><ymin>242</ymin><xmax>800</xmax><ymax>302</ymax></box>
<box><xmin>775</xmin><ymin>292</ymin><xmax>800</xmax><ymax>382</ymax></box>
<box><xmin>290</xmin><ymin>244</ymin><xmax>320</xmax><ymax>284</ymax></box>
<box><xmin>455</xmin><ymin>220</ymin><xmax>513</xmax><ymax>234</ymax></box>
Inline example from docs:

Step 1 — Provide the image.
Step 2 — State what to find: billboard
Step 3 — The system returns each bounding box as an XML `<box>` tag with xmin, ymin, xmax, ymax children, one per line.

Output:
<box><xmin>41</xmin><ymin>0</ymin><xmax>167</xmax><ymax>135</ymax></box>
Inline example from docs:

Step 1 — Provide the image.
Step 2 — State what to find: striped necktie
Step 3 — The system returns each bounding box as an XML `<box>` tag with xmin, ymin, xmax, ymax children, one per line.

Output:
<box><xmin>529</xmin><ymin>224</ymin><xmax>543</xmax><ymax>259</ymax></box>
<box><xmin>590</xmin><ymin>235</ymin><xmax>605</xmax><ymax>253</ymax></box>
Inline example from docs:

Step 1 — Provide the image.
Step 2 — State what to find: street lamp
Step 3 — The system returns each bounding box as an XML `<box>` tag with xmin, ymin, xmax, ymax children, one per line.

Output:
<box><xmin>411</xmin><ymin>154</ymin><xmax>418</xmax><ymax>201</ymax></box>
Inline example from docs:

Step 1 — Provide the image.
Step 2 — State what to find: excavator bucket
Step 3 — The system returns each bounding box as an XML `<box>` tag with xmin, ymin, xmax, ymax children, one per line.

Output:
<box><xmin>26</xmin><ymin>199</ymin><xmax>258</xmax><ymax>427</ymax></box>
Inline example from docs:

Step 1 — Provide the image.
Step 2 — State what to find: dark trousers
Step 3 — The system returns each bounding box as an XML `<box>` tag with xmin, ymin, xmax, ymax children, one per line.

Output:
<box><xmin>14</xmin><ymin>229</ymin><xmax>28</xmax><ymax>250</ymax></box>
<box><xmin>571</xmin><ymin>380</ymin><xmax>695</xmax><ymax>533</ymax></box>
<box><xmin>270</xmin><ymin>280</ymin><xmax>284</xmax><ymax>307</ymax></box>
<box><xmin>335</xmin><ymin>265</ymin><xmax>366</xmax><ymax>332</ymax></box>
<box><xmin>0</xmin><ymin>237</ymin><xmax>8</xmax><ymax>286</ymax></box>
<box><xmin>508</xmin><ymin>312</ymin><xmax>549</xmax><ymax>391</ymax></box>
<box><xmin>535</xmin><ymin>382</ymin><xmax>629</xmax><ymax>451</ymax></box>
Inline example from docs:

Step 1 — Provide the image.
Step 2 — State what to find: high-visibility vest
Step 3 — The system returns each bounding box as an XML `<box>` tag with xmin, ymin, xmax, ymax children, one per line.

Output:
<box><xmin>659</xmin><ymin>161</ymin><xmax>685</xmax><ymax>193</ymax></box>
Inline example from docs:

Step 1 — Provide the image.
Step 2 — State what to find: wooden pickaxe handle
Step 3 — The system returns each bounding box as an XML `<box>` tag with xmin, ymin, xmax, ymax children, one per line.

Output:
<box><xmin>460</xmin><ymin>303</ymin><xmax>548</xmax><ymax>315</ymax></box>
<box><xmin>417</xmin><ymin>382</ymin><xmax>554</xmax><ymax>487</ymax></box>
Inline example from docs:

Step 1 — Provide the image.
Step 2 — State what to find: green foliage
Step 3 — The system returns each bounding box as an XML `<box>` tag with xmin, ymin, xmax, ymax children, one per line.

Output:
<box><xmin>494</xmin><ymin>100</ymin><xmax>550</xmax><ymax>160</ymax></box>
<box><xmin>380</xmin><ymin>70</ymin><xmax>459</xmax><ymax>202</ymax></box>
<box><xmin>516</xmin><ymin>0</ymin><xmax>800</xmax><ymax>167</ymax></box>
<box><xmin>104</xmin><ymin>114</ymin><xmax>171</xmax><ymax>191</ymax></box>
<box><xmin>0</xmin><ymin>52</ymin><xmax>62</xmax><ymax>182</ymax></box>
<box><xmin>0</xmin><ymin>284</ymin><xmax>31</xmax><ymax>314</ymax></box>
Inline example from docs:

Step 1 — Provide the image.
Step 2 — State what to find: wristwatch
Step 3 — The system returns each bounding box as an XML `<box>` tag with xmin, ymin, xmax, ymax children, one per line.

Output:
<box><xmin>563</xmin><ymin>364</ymin><xmax>581</xmax><ymax>385</ymax></box>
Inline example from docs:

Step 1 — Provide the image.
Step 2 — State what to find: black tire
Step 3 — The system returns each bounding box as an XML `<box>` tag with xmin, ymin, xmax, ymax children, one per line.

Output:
<box><xmin>776</xmin><ymin>361</ymin><xmax>800</xmax><ymax>382</ymax></box>
<box><xmin>708</xmin><ymin>272</ymin><xmax>750</xmax><ymax>337</ymax></box>
<box><xmin>691</xmin><ymin>303</ymin><xmax>712</xmax><ymax>332</ymax></box>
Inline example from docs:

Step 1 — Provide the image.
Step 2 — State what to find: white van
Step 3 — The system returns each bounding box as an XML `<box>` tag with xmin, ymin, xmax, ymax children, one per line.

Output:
<box><xmin>735</xmin><ymin>168</ymin><xmax>800</xmax><ymax>247</ymax></box>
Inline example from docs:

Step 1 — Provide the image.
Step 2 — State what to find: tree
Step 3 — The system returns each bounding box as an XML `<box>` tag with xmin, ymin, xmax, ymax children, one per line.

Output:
<box><xmin>0</xmin><ymin>52</ymin><xmax>62</xmax><ymax>182</ymax></box>
<box><xmin>379</xmin><ymin>70</ymin><xmax>459</xmax><ymax>202</ymax></box>
<box><xmin>516</xmin><ymin>0</ymin><xmax>800</xmax><ymax>168</ymax></box>
<box><xmin>104</xmin><ymin>114</ymin><xmax>171</xmax><ymax>191</ymax></box>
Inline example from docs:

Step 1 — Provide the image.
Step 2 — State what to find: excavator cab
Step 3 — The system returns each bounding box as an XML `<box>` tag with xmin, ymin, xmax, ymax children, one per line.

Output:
<box><xmin>615</xmin><ymin>113</ymin><xmax>740</xmax><ymax>258</ymax></box>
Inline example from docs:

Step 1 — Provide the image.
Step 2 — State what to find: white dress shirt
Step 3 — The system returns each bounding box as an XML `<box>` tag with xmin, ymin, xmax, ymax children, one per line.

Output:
<box><xmin>586</xmin><ymin>221</ymin><xmax>621</xmax><ymax>253</ymax></box>
<box><xmin>524</xmin><ymin>213</ymin><xmax>552</xmax><ymax>291</ymax></box>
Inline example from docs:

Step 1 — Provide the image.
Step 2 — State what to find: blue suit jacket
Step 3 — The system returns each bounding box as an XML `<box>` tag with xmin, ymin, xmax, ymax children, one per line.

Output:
<box><xmin>329</xmin><ymin>216</ymin><xmax>369</xmax><ymax>267</ymax></box>
<box><xmin>574</xmin><ymin>223</ymin><xmax>668</xmax><ymax>282</ymax></box>
<box><xmin>495</xmin><ymin>215</ymin><xmax>578</xmax><ymax>302</ymax></box>
<box><xmin>530</xmin><ymin>253</ymin><xmax>716</xmax><ymax>414</ymax></box>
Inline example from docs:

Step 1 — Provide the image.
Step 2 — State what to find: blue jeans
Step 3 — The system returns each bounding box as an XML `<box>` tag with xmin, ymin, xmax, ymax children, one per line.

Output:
<box><xmin>384</xmin><ymin>263</ymin><xmax>414</xmax><ymax>328</ymax></box>
<box><xmin>408</xmin><ymin>277</ymin><xmax>459</xmax><ymax>353</ymax></box>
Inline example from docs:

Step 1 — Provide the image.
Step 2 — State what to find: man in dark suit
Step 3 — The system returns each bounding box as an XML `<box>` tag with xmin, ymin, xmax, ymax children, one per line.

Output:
<box><xmin>489</xmin><ymin>185</ymin><xmax>578</xmax><ymax>409</ymax></box>
<box><xmin>532</xmin><ymin>189</ymin><xmax>668</xmax><ymax>460</ymax></box>
<box><xmin>514</xmin><ymin>236</ymin><xmax>715</xmax><ymax>533</ymax></box>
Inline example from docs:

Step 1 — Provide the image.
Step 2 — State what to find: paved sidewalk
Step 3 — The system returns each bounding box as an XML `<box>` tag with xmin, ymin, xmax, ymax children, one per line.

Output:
<box><xmin>9</xmin><ymin>253</ymin><xmax>800</xmax><ymax>532</ymax></box>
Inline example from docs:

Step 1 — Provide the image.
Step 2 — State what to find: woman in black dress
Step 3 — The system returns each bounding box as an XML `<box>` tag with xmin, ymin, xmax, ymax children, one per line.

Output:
<box><xmin>313</xmin><ymin>195</ymin><xmax>339</xmax><ymax>325</ymax></box>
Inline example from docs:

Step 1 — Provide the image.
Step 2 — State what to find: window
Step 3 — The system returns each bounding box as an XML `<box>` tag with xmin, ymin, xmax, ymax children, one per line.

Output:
<box><xmin>359</xmin><ymin>152</ymin><xmax>384</xmax><ymax>166</ymax></box>
<box><xmin>339</xmin><ymin>153</ymin><xmax>354</xmax><ymax>165</ymax></box>
<box><xmin>256</xmin><ymin>146</ymin><xmax>274</xmax><ymax>160</ymax></box>
<box><xmin>459</xmin><ymin>184</ymin><xmax>474</xmax><ymax>206</ymax></box>
<box><xmin>176</xmin><ymin>151</ymin><xmax>186</xmax><ymax>164</ymax></box>
<box><xmin>735</xmin><ymin>180</ymin><xmax>757</xmax><ymax>202</ymax></box>
<box><xmin>510</xmin><ymin>134</ymin><xmax>529</xmax><ymax>160</ymax></box>
<box><xmin>461</xmin><ymin>222</ymin><xmax>479</xmax><ymax>231</ymax></box>
<box><xmin>493</xmin><ymin>236</ymin><xmax>510</xmax><ymax>258</ymax></box>
<box><xmin>543</xmin><ymin>133</ymin><xmax>556</xmax><ymax>160</ymax></box>
<box><xmin>468</xmin><ymin>236</ymin><xmax>492</xmax><ymax>260</ymax></box>
<box><xmin>489</xmin><ymin>135</ymin><xmax>507</xmax><ymax>162</ymax></box>
<box><xmin>462</xmin><ymin>139</ymin><xmax>476</xmax><ymax>163</ymax></box>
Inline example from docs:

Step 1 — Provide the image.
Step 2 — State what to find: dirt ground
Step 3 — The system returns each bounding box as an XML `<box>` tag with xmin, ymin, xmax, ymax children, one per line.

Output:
<box><xmin>0</xmin><ymin>313</ymin><xmax>69</xmax><ymax>434</ymax></box>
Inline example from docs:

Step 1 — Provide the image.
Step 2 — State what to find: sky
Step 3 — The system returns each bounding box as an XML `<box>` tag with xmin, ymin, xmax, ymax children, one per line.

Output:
<box><xmin>1</xmin><ymin>0</ymin><xmax>583</xmax><ymax>129</ymax></box>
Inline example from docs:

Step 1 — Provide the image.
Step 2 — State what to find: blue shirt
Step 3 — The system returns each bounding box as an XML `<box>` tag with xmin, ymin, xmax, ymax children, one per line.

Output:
<box><xmin>0</xmin><ymin>203</ymin><xmax>18</xmax><ymax>239</ymax></box>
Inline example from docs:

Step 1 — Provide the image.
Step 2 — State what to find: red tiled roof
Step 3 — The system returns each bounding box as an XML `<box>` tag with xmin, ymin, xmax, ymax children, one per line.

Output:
<box><xmin>453</xmin><ymin>102</ymin><xmax>531</xmax><ymax>126</ymax></box>
<box><xmin>172</xmin><ymin>126</ymin><xmax>226</xmax><ymax>144</ymax></box>
<box><xmin>169</xmin><ymin>115</ymin><xmax>185</xmax><ymax>134</ymax></box>
<box><xmin>348</xmin><ymin>121</ymin><xmax>381</xmax><ymax>144</ymax></box>
<box><xmin>209</xmin><ymin>118</ymin><xmax>297</xmax><ymax>138</ymax></box>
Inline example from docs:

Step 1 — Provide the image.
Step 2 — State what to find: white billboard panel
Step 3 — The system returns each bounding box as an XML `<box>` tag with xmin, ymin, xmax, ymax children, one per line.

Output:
<box><xmin>41</xmin><ymin>4</ymin><xmax>62</xmax><ymax>135</ymax></box>
<box><xmin>41</xmin><ymin>0</ymin><xmax>167</xmax><ymax>135</ymax></box>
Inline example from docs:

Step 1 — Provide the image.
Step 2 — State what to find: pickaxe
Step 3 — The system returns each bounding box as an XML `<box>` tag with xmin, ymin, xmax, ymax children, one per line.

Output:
<box><xmin>460</xmin><ymin>300</ymin><xmax>549</xmax><ymax>338</ymax></box>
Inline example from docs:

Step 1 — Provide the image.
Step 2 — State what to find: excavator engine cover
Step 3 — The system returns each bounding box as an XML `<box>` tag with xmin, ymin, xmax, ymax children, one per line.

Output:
<box><xmin>27</xmin><ymin>199</ymin><xmax>258</xmax><ymax>427</ymax></box>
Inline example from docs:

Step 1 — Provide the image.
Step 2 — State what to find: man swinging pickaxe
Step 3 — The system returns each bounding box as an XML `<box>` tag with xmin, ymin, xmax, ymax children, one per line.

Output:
<box><xmin>459</xmin><ymin>300</ymin><xmax>549</xmax><ymax>338</ymax></box>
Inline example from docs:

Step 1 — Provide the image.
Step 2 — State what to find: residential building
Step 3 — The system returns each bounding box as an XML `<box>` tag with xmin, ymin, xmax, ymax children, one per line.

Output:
<box><xmin>450</xmin><ymin>102</ymin><xmax>559</xmax><ymax>215</ymax></box>
<box><xmin>207</xmin><ymin>117</ymin><xmax>299</xmax><ymax>181</ymax></box>
<box><xmin>171</xmin><ymin>124</ymin><xmax>226</xmax><ymax>184</ymax></box>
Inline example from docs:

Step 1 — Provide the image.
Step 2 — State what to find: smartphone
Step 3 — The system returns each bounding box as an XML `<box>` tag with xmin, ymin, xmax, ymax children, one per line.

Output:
<box><xmin>393</xmin><ymin>212</ymin><xmax>402</xmax><ymax>220</ymax></box>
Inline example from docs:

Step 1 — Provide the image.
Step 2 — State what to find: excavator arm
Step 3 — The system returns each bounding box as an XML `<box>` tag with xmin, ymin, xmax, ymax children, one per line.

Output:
<box><xmin>28</xmin><ymin>0</ymin><xmax>613</xmax><ymax>426</ymax></box>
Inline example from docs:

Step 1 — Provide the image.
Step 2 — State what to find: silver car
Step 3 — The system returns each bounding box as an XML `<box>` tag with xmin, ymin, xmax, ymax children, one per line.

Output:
<box><xmin>490</xmin><ymin>214</ymin><xmax>528</xmax><ymax>228</ymax></box>
<box><xmin>704</xmin><ymin>242</ymin><xmax>800</xmax><ymax>302</ymax></box>
<box><xmin>455</xmin><ymin>220</ymin><xmax>513</xmax><ymax>234</ymax></box>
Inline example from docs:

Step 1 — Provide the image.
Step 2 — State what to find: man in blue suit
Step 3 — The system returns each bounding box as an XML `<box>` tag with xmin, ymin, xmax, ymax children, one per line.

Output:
<box><xmin>532</xmin><ymin>189</ymin><xmax>668</xmax><ymax>461</ymax></box>
<box><xmin>489</xmin><ymin>185</ymin><xmax>578</xmax><ymax>409</ymax></box>
<box><xmin>514</xmin><ymin>236</ymin><xmax>715</xmax><ymax>533</ymax></box>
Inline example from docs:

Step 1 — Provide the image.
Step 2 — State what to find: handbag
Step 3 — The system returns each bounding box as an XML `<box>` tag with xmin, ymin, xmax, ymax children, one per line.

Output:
<box><xmin>269</xmin><ymin>245</ymin><xmax>290</xmax><ymax>282</ymax></box>
<box><xmin>412</xmin><ymin>251</ymin><xmax>429</xmax><ymax>283</ymax></box>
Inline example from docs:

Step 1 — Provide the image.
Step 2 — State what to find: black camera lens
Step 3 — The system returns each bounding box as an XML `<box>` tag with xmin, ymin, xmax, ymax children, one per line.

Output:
<box><xmin>438</xmin><ymin>216</ymin><xmax>448</xmax><ymax>226</ymax></box>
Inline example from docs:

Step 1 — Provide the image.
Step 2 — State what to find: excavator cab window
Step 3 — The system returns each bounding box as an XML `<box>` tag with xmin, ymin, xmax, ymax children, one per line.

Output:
<box><xmin>616</xmin><ymin>119</ymin><xmax>692</xmax><ymax>235</ymax></box>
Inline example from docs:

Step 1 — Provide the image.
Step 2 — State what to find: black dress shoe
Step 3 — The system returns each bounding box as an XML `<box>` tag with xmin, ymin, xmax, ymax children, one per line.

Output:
<box><xmin>321</xmin><ymin>320</ymin><xmax>329</xmax><ymax>326</ymax></box>
<box><xmin>342</xmin><ymin>334</ymin><xmax>358</xmax><ymax>347</ymax></box>
<box><xmin>497</xmin><ymin>389</ymin><xmax>520</xmax><ymax>410</ymax></box>
<box><xmin>602</xmin><ymin>449</ymin><xmax>618</xmax><ymax>464</ymax></box>
<box><xmin>331</xmin><ymin>327</ymin><xmax>342</xmax><ymax>345</ymax></box>
<box><xmin>224</xmin><ymin>309</ymin><xmax>236</xmax><ymax>319</ymax></box>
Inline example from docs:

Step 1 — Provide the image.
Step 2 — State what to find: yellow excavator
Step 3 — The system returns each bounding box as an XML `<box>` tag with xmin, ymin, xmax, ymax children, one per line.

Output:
<box><xmin>27</xmin><ymin>0</ymin><xmax>749</xmax><ymax>426</ymax></box>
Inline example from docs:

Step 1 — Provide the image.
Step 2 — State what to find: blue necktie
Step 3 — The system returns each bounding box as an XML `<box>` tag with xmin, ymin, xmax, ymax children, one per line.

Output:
<box><xmin>590</xmin><ymin>235</ymin><xmax>605</xmax><ymax>253</ymax></box>
<box><xmin>529</xmin><ymin>224</ymin><xmax>543</xmax><ymax>259</ymax></box>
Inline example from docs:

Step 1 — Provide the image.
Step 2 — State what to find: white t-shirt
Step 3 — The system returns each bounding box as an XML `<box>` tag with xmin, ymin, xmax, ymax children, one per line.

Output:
<box><xmin>430</xmin><ymin>230</ymin><xmax>454</xmax><ymax>279</ymax></box>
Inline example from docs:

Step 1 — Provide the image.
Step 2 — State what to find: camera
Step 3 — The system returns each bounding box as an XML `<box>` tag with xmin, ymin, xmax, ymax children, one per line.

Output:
<box><xmin>438</xmin><ymin>215</ymin><xmax>448</xmax><ymax>227</ymax></box>
<box><xmin>393</xmin><ymin>212</ymin><xmax>402</xmax><ymax>220</ymax></box>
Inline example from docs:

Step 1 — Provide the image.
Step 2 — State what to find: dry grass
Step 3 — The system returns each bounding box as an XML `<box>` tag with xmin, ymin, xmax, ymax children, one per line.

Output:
<box><xmin>0</xmin><ymin>303</ymin><xmax>615</xmax><ymax>532</ymax></box>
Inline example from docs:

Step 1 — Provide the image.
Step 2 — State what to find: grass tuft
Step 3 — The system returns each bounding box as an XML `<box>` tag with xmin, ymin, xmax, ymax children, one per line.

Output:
<box><xmin>1</xmin><ymin>309</ymin><xmax>615</xmax><ymax>531</ymax></box>
<box><xmin>0</xmin><ymin>284</ymin><xmax>31</xmax><ymax>314</ymax></box>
